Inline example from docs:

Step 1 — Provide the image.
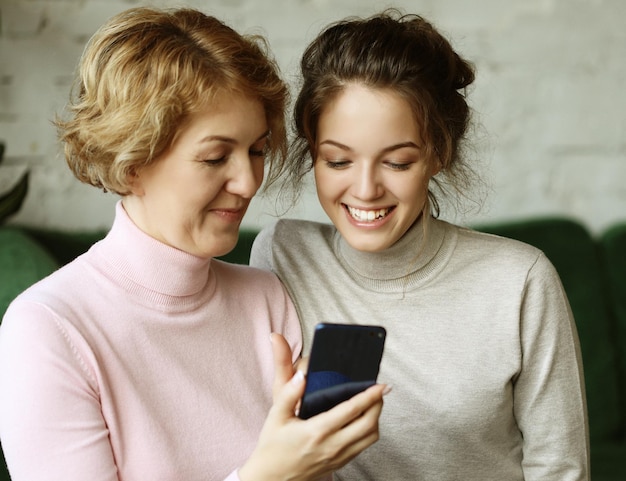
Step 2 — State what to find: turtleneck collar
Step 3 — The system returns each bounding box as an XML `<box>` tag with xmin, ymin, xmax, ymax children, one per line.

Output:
<box><xmin>92</xmin><ymin>201</ymin><xmax>213</xmax><ymax>304</ymax></box>
<box><xmin>333</xmin><ymin>213</ymin><xmax>454</xmax><ymax>293</ymax></box>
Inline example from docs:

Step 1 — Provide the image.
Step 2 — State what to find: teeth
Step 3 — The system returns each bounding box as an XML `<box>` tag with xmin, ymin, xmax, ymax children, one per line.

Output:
<box><xmin>347</xmin><ymin>206</ymin><xmax>390</xmax><ymax>222</ymax></box>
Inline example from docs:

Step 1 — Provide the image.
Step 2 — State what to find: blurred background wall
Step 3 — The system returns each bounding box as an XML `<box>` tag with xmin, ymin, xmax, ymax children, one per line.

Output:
<box><xmin>0</xmin><ymin>0</ymin><xmax>624</xmax><ymax>233</ymax></box>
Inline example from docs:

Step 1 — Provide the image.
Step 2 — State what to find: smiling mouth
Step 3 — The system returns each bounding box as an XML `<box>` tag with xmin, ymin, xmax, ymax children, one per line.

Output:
<box><xmin>345</xmin><ymin>204</ymin><xmax>394</xmax><ymax>222</ymax></box>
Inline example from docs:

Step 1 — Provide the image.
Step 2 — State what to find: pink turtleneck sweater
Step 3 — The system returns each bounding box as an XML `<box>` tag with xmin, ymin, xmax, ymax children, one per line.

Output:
<box><xmin>0</xmin><ymin>202</ymin><xmax>301</xmax><ymax>481</ymax></box>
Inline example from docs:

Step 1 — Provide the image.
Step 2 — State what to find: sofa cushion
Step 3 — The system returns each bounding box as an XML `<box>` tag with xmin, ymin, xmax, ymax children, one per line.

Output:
<box><xmin>475</xmin><ymin>217</ymin><xmax>622</xmax><ymax>442</ymax></box>
<box><xmin>0</xmin><ymin>227</ymin><xmax>59</xmax><ymax>320</ymax></box>
<box><xmin>590</xmin><ymin>441</ymin><xmax>626</xmax><ymax>481</ymax></box>
<box><xmin>600</xmin><ymin>222</ymin><xmax>626</xmax><ymax>433</ymax></box>
<box><xmin>21</xmin><ymin>227</ymin><xmax>108</xmax><ymax>266</ymax></box>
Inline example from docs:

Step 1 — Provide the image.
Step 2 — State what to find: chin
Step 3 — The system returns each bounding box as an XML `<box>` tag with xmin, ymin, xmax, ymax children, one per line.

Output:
<box><xmin>191</xmin><ymin>234</ymin><xmax>238</xmax><ymax>259</ymax></box>
<box><xmin>213</xmin><ymin>238</ymin><xmax>240</xmax><ymax>258</ymax></box>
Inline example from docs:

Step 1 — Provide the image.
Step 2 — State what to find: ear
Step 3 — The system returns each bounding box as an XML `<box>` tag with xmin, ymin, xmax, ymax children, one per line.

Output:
<box><xmin>429</xmin><ymin>158</ymin><xmax>443</xmax><ymax>176</ymax></box>
<box><xmin>126</xmin><ymin>168</ymin><xmax>145</xmax><ymax>196</ymax></box>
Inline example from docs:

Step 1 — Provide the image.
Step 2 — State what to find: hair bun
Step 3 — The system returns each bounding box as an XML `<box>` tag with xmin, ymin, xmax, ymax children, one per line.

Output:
<box><xmin>451</xmin><ymin>53</ymin><xmax>475</xmax><ymax>91</ymax></box>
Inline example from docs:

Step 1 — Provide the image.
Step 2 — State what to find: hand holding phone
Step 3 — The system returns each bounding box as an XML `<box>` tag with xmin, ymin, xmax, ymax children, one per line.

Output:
<box><xmin>299</xmin><ymin>323</ymin><xmax>386</xmax><ymax>419</ymax></box>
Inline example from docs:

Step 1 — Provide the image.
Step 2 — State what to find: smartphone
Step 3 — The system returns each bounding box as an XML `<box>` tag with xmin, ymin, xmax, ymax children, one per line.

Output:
<box><xmin>298</xmin><ymin>322</ymin><xmax>386</xmax><ymax>420</ymax></box>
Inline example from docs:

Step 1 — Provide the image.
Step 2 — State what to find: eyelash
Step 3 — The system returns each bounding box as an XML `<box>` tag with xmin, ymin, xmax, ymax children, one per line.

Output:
<box><xmin>385</xmin><ymin>162</ymin><xmax>411</xmax><ymax>171</ymax></box>
<box><xmin>250</xmin><ymin>148</ymin><xmax>266</xmax><ymax>158</ymax></box>
<box><xmin>324</xmin><ymin>159</ymin><xmax>412</xmax><ymax>171</ymax></box>
<box><xmin>203</xmin><ymin>147</ymin><xmax>267</xmax><ymax>166</ymax></box>
<box><xmin>325</xmin><ymin>160</ymin><xmax>350</xmax><ymax>169</ymax></box>
<box><xmin>203</xmin><ymin>157</ymin><xmax>226</xmax><ymax>166</ymax></box>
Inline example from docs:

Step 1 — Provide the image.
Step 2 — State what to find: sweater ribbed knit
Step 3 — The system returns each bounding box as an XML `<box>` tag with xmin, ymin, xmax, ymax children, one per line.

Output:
<box><xmin>250</xmin><ymin>215</ymin><xmax>589</xmax><ymax>481</ymax></box>
<box><xmin>0</xmin><ymin>201</ymin><xmax>301</xmax><ymax>481</ymax></box>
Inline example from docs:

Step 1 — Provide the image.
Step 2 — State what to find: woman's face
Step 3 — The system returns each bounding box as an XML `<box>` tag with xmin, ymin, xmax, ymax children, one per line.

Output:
<box><xmin>314</xmin><ymin>84</ymin><xmax>439</xmax><ymax>252</ymax></box>
<box><xmin>124</xmin><ymin>93</ymin><xmax>268</xmax><ymax>258</ymax></box>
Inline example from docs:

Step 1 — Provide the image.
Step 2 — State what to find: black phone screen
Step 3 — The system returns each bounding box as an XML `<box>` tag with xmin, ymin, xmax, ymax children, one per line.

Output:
<box><xmin>298</xmin><ymin>323</ymin><xmax>386</xmax><ymax>419</ymax></box>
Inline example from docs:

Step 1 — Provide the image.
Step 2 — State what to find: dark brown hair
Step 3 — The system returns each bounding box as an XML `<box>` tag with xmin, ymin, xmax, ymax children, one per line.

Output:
<box><xmin>288</xmin><ymin>9</ymin><xmax>478</xmax><ymax>215</ymax></box>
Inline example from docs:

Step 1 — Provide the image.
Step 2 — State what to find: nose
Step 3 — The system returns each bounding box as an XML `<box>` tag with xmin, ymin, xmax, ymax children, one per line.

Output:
<box><xmin>225</xmin><ymin>154</ymin><xmax>264</xmax><ymax>199</ymax></box>
<box><xmin>353</xmin><ymin>164</ymin><xmax>383</xmax><ymax>200</ymax></box>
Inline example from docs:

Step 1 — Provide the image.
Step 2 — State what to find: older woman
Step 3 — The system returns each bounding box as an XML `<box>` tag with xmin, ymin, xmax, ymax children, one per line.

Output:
<box><xmin>0</xmin><ymin>8</ymin><xmax>385</xmax><ymax>481</ymax></box>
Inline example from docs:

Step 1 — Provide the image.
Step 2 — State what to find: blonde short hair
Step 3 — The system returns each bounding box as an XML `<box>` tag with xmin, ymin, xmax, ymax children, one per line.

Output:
<box><xmin>56</xmin><ymin>7</ymin><xmax>288</xmax><ymax>195</ymax></box>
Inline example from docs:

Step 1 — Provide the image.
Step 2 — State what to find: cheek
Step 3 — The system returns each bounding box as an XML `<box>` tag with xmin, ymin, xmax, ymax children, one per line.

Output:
<box><xmin>253</xmin><ymin>162</ymin><xmax>265</xmax><ymax>188</ymax></box>
<box><xmin>313</xmin><ymin>163</ymin><xmax>324</xmax><ymax>191</ymax></box>
<box><xmin>313</xmin><ymin>165</ymin><xmax>337</xmax><ymax>201</ymax></box>
<box><xmin>396</xmin><ymin>172</ymin><xmax>431</xmax><ymax>206</ymax></box>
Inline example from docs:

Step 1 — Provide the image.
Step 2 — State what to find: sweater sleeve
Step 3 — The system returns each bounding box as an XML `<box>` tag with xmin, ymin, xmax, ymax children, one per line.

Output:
<box><xmin>514</xmin><ymin>253</ymin><xmax>590</xmax><ymax>480</ymax></box>
<box><xmin>250</xmin><ymin>223</ymin><xmax>302</xmax><ymax>362</ymax></box>
<box><xmin>0</xmin><ymin>299</ymin><xmax>119</xmax><ymax>481</ymax></box>
<box><xmin>249</xmin><ymin>222</ymin><xmax>277</xmax><ymax>273</ymax></box>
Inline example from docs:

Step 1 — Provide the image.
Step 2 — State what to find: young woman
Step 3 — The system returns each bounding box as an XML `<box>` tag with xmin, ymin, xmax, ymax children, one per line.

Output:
<box><xmin>250</xmin><ymin>10</ymin><xmax>589</xmax><ymax>480</ymax></box>
<box><xmin>0</xmin><ymin>8</ymin><xmax>386</xmax><ymax>481</ymax></box>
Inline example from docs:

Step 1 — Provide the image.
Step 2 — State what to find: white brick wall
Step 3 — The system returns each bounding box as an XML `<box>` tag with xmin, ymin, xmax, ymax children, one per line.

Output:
<box><xmin>1</xmin><ymin>0</ymin><xmax>624</xmax><ymax>233</ymax></box>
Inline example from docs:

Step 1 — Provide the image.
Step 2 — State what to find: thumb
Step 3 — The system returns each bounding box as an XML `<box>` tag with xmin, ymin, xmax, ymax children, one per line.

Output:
<box><xmin>268</xmin><ymin>369</ymin><xmax>306</xmax><ymax>422</ymax></box>
<box><xmin>270</xmin><ymin>333</ymin><xmax>296</xmax><ymax>401</ymax></box>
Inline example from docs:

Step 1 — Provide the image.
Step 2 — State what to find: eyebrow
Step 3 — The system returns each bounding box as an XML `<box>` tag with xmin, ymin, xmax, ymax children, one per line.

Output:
<box><xmin>318</xmin><ymin>139</ymin><xmax>421</xmax><ymax>154</ymax></box>
<box><xmin>199</xmin><ymin>130</ymin><xmax>270</xmax><ymax>145</ymax></box>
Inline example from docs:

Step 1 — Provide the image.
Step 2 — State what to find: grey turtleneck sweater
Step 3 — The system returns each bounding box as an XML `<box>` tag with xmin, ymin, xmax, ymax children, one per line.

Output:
<box><xmin>250</xmin><ymin>215</ymin><xmax>589</xmax><ymax>481</ymax></box>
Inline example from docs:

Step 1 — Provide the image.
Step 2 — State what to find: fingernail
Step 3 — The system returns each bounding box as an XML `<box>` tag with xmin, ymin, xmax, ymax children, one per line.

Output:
<box><xmin>290</xmin><ymin>370</ymin><xmax>305</xmax><ymax>385</ymax></box>
<box><xmin>382</xmin><ymin>385</ymin><xmax>392</xmax><ymax>395</ymax></box>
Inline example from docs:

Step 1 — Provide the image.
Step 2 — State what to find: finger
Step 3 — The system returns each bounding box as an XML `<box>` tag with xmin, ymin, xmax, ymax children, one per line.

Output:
<box><xmin>327</xmin><ymin>428</ymin><xmax>381</xmax><ymax>469</ymax></box>
<box><xmin>266</xmin><ymin>369</ymin><xmax>307</xmax><ymax>423</ymax></box>
<box><xmin>335</xmin><ymin>393</ymin><xmax>384</xmax><ymax>441</ymax></box>
<box><xmin>314</xmin><ymin>383</ymin><xmax>387</xmax><ymax>429</ymax></box>
<box><xmin>270</xmin><ymin>333</ymin><xmax>296</xmax><ymax>400</ymax></box>
<box><xmin>313</xmin><ymin>387</ymin><xmax>386</xmax><ymax>468</ymax></box>
<box><xmin>301</xmin><ymin>398</ymin><xmax>384</xmax><ymax>474</ymax></box>
<box><xmin>295</xmin><ymin>355</ymin><xmax>309</xmax><ymax>373</ymax></box>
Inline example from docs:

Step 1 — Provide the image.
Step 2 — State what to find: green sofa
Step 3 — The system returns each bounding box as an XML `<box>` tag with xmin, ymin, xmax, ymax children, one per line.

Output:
<box><xmin>1</xmin><ymin>218</ymin><xmax>625</xmax><ymax>480</ymax></box>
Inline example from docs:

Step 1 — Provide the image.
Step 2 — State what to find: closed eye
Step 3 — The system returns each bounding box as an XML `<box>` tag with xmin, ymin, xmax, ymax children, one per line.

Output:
<box><xmin>203</xmin><ymin>156</ymin><xmax>227</xmax><ymax>166</ymax></box>
<box><xmin>325</xmin><ymin>159</ymin><xmax>351</xmax><ymax>169</ymax></box>
<box><xmin>384</xmin><ymin>161</ymin><xmax>412</xmax><ymax>171</ymax></box>
<box><xmin>250</xmin><ymin>136</ymin><xmax>269</xmax><ymax>158</ymax></box>
<box><xmin>249</xmin><ymin>148</ymin><xmax>266</xmax><ymax>158</ymax></box>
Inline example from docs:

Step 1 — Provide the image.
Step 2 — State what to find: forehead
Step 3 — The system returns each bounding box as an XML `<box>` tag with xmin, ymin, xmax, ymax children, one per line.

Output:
<box><xmin>317</xmin><ymin>84</ymin><xmax>421</xmax><ymax>147</ymax></box>
<box><xmin>168</xmin><ymin>93</ymin><xmax>267</xmax><ymax>150</ymax></box>
<box><xmin>193</xmin><ymin>92</ymin><xmax>266</xmax><ymax>127</ymax></box>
